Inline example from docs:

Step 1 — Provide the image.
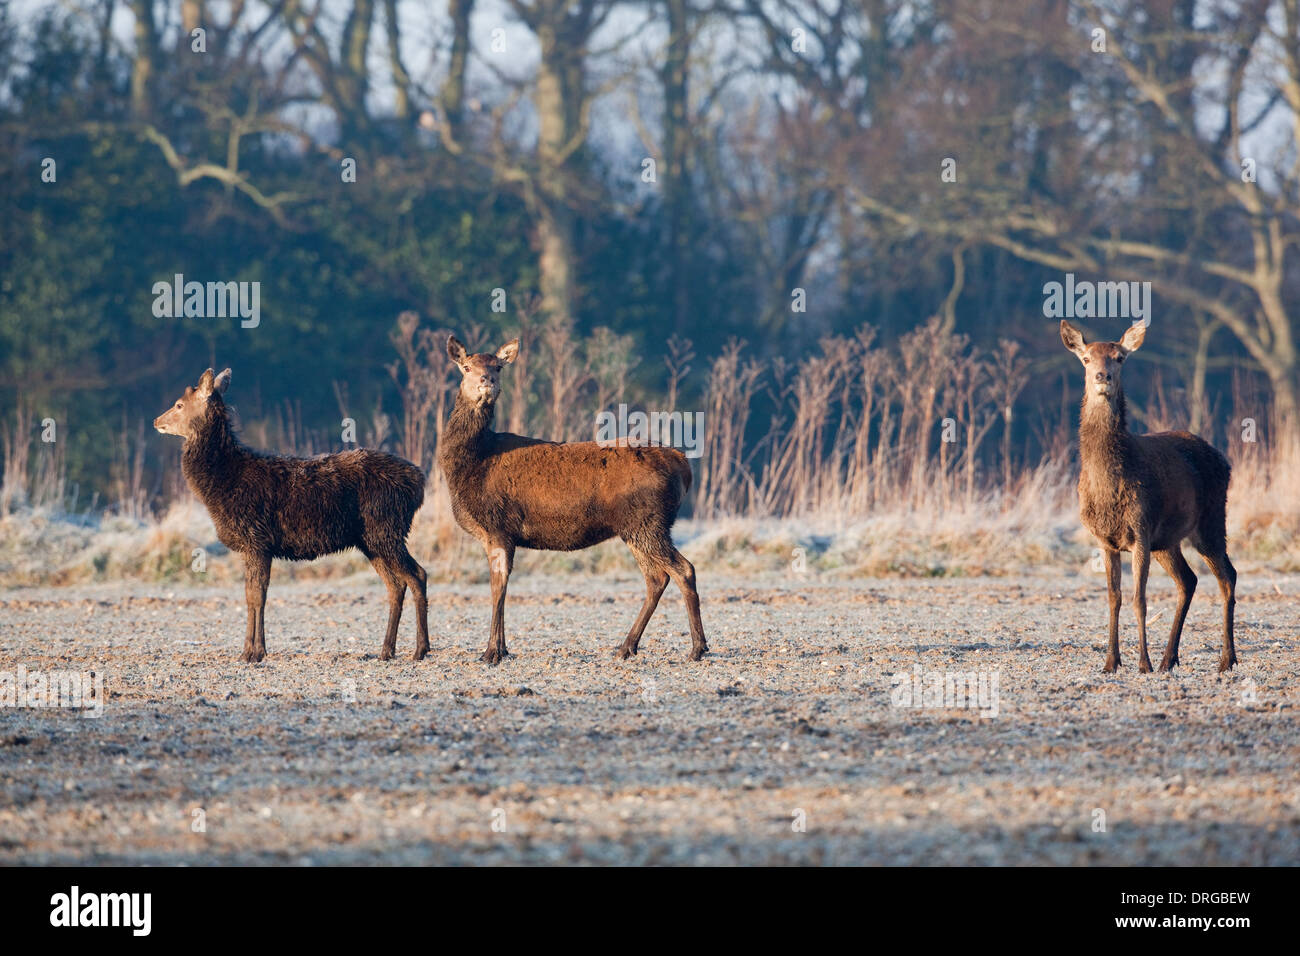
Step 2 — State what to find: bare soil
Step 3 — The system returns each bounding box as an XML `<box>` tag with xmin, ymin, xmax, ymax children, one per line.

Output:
<box><xmin>1</xmin><ymin>570</ymin><xmax>1297</xmax><ymax>865</ymax></box>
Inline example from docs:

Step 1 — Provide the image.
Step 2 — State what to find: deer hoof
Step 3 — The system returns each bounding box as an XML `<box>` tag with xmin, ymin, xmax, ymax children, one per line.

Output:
<box><xmin>1218</xmin><ymin>655</ymin><xmax>1237</xmax><ymax>673</ymax></box>
<box><xmin>1138</xmin><ymin>658</ymin><xmax>1153</xmax><ymax>674</ymax></box>
<box><xmin>688</xmin><ymin>645</ymin><xmax>709</xmax><ymax>662</ymax></box>
<box><xmin>1159</xmin><ymin>656</ymin><xmax>1178</xmax><ymax>672</ymax></box>
<box><xmin>241</xmin><ymin>647</ymin><xmax>265</xmax><ymax>664</ymax></box>
<box><xmin>412</xmin><ymin>646</ymin><xmax>428</xmax><ymax>662</ymax></box>
<box><xmin>481</xmin><ymin>648</ymin><xmax>506</xmax><ymax>666</ymax></box>
<box><xmin>1103</xmin><ymin>657</ymin><xmax>1120</xmax><ymax>674</ymax></box>
<box><xmin>614</xmin><ymin>645</ymin><xmax>636</xmax><ymax>660</ymax></box>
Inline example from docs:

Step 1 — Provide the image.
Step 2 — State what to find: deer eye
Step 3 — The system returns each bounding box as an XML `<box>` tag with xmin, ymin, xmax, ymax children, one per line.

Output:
<box><xmin>175</xmin><ymin>401</ymin><xmax>183</xmax><ymax>408</ymax></box>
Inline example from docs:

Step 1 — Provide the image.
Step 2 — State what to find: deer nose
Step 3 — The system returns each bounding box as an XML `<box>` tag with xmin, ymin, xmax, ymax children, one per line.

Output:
<box><xmin>1094</xmin><ymin>371</ymin><xmax>1109</xmax><ymax>382</ymax></box>
<box><xmin>479</xmin><ymin>375</ymin><xmax>488</xmax><ymax>383</ymax></box>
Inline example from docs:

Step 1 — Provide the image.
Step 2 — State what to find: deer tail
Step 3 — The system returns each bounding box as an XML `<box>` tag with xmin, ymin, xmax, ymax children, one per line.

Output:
<box><xmin>396</xmin><ymin>459</ymin><xmax>426</xmax><ymax>515</ymax></box>
<box><xmin>1204</xmin><ymin>442</ymin><xmax>1231</xmax><ymax>489</ymax></box>
<box><xmin>672</xmin><ymin>451</ymin><xmax>693</xmax><ymax>497</ymax></box>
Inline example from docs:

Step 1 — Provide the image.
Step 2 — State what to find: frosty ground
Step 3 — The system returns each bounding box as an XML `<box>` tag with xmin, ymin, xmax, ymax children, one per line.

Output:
<box><xmin>1</xmin><ymin>570</ymin><xmax>1297</xmax><ymax>865</ymax></box>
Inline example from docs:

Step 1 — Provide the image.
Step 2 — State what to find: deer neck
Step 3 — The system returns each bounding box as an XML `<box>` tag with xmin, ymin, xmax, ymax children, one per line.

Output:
<box><xmin>182</xmin><ymin>405</ymin><xmax>247</xmax><ymax>502</ymax></box>
<box><xmin>1077</xmin><ymin>387</ymin><xmax>1131</xmax><ymax>485</ymax></box>
<box><xmin>441</xmin><ymin>396</ymin><xmax>497</xmax><ymax>465</ymax></box>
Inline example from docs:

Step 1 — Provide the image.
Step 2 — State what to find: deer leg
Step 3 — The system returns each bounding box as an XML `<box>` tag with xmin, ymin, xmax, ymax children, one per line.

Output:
<box><xmin>616</xmin><ymin>547</ymin><xmax>669</xmax><ymax>659</ymax></box>
<box><xmin>482</xmin><ymin>543</ymin><xmax>513</xmax><ymax>665</ymax></box>
<box><xmin>1198</xmin><ymin>548</ymin><xmax>1237</xmax><ymax>672</ymax></box>
<box><xmin>371</xmin><ymin>557</ymin><xmax>406</xmax><ymax>661</ymax></box>
<box><xmin>1132</xmin><ymin>538</ymin><xmax>1153</xmax><ymax>673</ymax></box>
<box><xmin>1103</xmin><ymin>549</ymin><xmax>1122</xmax><ymax>673</ymax></box>
<box><xmin>242</xmin><ymin>552</ymin><xmax>271</xmax><ymax>663</ymax></box>
<box><xmin>663</xmin><ymin>546</ymin><xmax>707</xmax><ymax>661</ymax></box>
<box><xmin>1154</xmin><ymin>549</ymin><xmax>1196</xmax><ymax>671</ymax></box>
<box><xmin>393</xmin><ymin>547</ymin><xmax>429</xmax><ymax>661</ymax></box>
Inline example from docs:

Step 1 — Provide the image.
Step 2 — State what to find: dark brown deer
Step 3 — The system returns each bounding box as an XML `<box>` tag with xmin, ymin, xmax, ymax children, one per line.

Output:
<box><xmin>154</xmin><ymin>368</ymin><xmax>429</xmax><ymax>662</ymax></box>
<box><xmin>437</xmin><ymin>334</ymin><xmax>706</xmax><ymax>664</ymax></box>
<box><xmin>1060</xmin><ymin>321</ymin><xmax>1237</xmax><ymax>673</ymax></box>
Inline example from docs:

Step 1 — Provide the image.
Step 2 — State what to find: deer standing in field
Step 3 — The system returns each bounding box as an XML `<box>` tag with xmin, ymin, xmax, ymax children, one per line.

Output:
<box><xmin>438</xmin><ymin>334</ymin><xmax>707</xmax><ymax>664</ymax></box>
<box><xmin>155</xmin><ymin>368</ymin><xmax>430</xmax><ymax>662</ymax></box>
<box><xmin>1060</xmin><ymin>321</ymin><xmax>1237</xmax><ymax>673</ymax></box>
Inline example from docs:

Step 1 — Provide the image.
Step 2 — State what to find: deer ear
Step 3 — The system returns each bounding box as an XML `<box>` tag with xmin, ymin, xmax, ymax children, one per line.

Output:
<box><xmin>496</xmin><ymin>338</ymin><xmax>520</xmax><ymax>365</ymax></box>
<box><xmin>213</xmin><ymin>368</ymin><xmax>232</xmax><ymax>395</ymax></box>
<box><xmin>1119</xmin><ymin>322</ymin><xmax>1147</xmax><ymax>354</ymax></box>
<box><xmin>1059</xmin><ymin>321</ymin><xmax>1086</xmax><ymax>357</ymax></box>
<box><xmin>197</xmin><ymin>368</ymin><xmax>216</xmax><ymax>395</ymax></box>
<box><xmin>446</xmin><ymin>335</ymin><xmax>468</xmax><ymax>366</ymax></box>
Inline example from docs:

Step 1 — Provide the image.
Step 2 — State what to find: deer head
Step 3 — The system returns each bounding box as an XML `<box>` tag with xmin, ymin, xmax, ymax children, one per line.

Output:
<box><xmin>447</xmin><ymin>334</ymin><xmax>519</xmax><ymax>407</ymax></box>
<box><xmin>154</xmin><ymin>367</ymin><xmax>232</xmax><ymax>439</ymax></box>
<box><xmin>1060</xmin><ymin>320</ymin><xmax>1145</xmax><ymax>403</ymax></box>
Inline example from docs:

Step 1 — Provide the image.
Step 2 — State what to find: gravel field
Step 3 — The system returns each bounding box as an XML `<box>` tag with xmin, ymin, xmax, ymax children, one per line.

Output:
<box><xmin>1</xmin><ymin>570</ymin><xmax>1298</xmax><ymax>865</ymax></box>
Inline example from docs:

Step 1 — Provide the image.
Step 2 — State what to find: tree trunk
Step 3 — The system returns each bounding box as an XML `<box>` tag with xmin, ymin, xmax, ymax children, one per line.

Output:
<box><xmin>383</xmin><ymin>0</ymin><xmax>411</xmax><ymax>123</ymax></box>
<box><xmin>534</xmin><ymin>21</ymin><xmax>583</xmax><ymax>324</ymax></box>
<box><xmin>129</xmin><ymin>0</ymin><xmax>158</xmax><ymax>118</ymax></box>
<box><xmin>443</xmin><ymin>0</ymin><xmax>473</xmax><ymax>139</ymax></box>
<box><xmin>181</xmin><ymin>0</ymin><xmax>201</xmax><ymax>38</ymax></box>
<box><xmin>1265</xmin><ymin>366</ymin><xmax>1300</xmax><ymax>454</ymax></box>
<box><xmin>663</xmin><ymin>0</ymin><xmax>691</xmax><ymax>334</ymax></box>
<box><xmin>537</xmin><ymin>204</ymin><xmax>576</xmax><ymax>327</ymax></box>
<box><xmin>338</xmin><ymin>0</ymin><xmax>375</xmax><ymax>146</ymax></box>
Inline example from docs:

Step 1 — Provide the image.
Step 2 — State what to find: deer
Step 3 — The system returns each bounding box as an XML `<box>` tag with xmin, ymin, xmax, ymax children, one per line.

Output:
<box><xmin>437</xmin><ymin>334</ymin><xmax>707</xmax><ymax>665</ymax></box>
<box><xmin>154</xmin><ymin>368</ymin><xmax>430</xmax><ymax>663</ymax></box>
<box><xmin>1060</xmin><ymin>321</ymin><xmax>1237</xmax><ymax>674</ymax></box>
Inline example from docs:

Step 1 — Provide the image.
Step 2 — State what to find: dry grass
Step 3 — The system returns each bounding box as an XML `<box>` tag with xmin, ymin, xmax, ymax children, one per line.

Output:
<box><xmin>1226</xmin><ymin>434</ymin><xmax>1300</xmax><ymax>569</ymax></box>
<box><xmin>1</xmin><ymin>316</ymin><xmax>1296</xmax><ymax>587</ymax></box>
<box><xmin>1</xmin><ymin>441</ymin><xmax>1293</xmax><ymax>588</ymax></box>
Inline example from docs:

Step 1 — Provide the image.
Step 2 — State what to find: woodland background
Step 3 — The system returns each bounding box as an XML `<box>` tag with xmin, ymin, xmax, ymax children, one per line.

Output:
<box><xmin>1</xmin><ymin>0</ymin><xmax>1297</xmax><ymax>581</ymax></box>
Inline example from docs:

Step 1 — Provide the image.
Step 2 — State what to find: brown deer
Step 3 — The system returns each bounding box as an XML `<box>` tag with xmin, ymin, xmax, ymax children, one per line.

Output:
<box><xmin>155</xmin><ymin>368</ymin><xmax>430</xmax><ymax>662</ymax></box>
<box><xmin>1060</xmin><ymin>321</ymin><xmax>1237</xmax><ymax>673</ymax></box>
<box><xmin>437</xmin><ymin>334</ymin><xmax>707</xmax><ymax>664</ymax></box>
